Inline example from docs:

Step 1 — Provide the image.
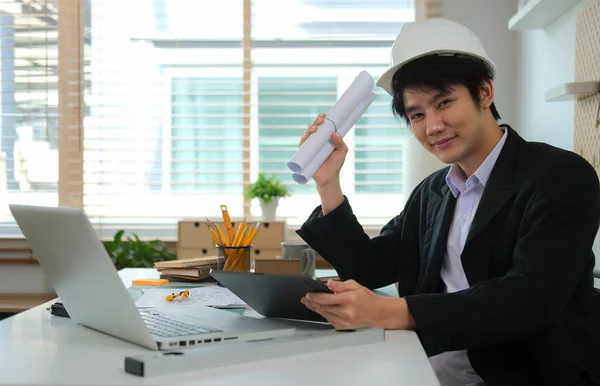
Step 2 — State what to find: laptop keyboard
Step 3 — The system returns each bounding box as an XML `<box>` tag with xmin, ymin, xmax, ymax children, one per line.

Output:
<box><xmin>140</xmin><ymin>310</ymin><xmax>222</xmax><ymax>338</ymax></box>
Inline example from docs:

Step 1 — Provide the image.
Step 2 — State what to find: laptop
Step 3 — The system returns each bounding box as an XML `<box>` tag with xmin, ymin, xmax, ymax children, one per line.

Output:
<box><xmin>9</xmin><ymin>204</ymin><xmax>295</xmax><ymax>351</ymax></box>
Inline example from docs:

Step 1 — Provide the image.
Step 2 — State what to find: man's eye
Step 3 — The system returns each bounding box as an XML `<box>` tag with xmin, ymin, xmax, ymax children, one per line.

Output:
<box><xmin>439</xmin><ymin>99</ymin><xmax>453</xmax><ymax>108</ymax></box>
<box><xmin>410</xmin><ymin>113</ymin><xmax>424</xmax><ymax>121</ymax></box>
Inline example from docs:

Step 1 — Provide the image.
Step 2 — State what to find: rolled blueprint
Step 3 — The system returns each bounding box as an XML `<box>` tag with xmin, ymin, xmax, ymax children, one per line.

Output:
<box><xmin>287</xmin><ymin>71</ymin><xmax>375</xmax><ymax>184</ymax></box>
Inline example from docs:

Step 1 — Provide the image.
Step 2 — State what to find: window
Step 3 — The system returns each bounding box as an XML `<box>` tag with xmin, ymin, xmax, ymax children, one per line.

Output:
<box><xmin>250</xmin><ymin>68</ymin><xmax>410</xmax><ymax>224</ymax></box>
<box><xmin>83</xmin><ymin>1</ymin><xmax>246</xmax><ymax>223</ymax></box>
<box><xmin>249</xmin><ymin>0</ymin><xmax>415</xmax><ymax>224</ymax></box>
<box><xmin>354</xmin><ymin>78</ymin><xmax>404</xmax><ymax>194</ymax></box>
<box><xmin>170</xmin><ymin>76</ymin><xmax>244</xmax><ymax>194</ymax></box>
<box><xmin>257</xmin><ymin>75</ymin><xmax>338</xmax><ymax>195</ymax></box>
<box><xmin>2</xmin><ymin>0</ymin><xmax>419</xmax><ymax>237</ymax></box>
<box><xmin>0</xmin><ymin>0</ymin><xmax>59</xmax><ymax>227</ymax></box>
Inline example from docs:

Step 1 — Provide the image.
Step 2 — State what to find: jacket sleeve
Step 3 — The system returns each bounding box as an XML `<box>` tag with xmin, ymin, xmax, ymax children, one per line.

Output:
<box><xmin>405</xmin><ymin>155</ymin><xmax>600</xmax><ymax>356</ymax></box>
<box><xmin>296</xmin><ymin>189</ymin><xmax>422</xmax><ymax>291</ymax></box>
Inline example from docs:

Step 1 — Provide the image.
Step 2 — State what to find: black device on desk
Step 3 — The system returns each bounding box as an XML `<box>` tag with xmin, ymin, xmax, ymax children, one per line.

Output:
<box><xmin>49</xmin><ymin>302</ymin><xmax>70</xmax><ymax>318</ymax></box>
<box><xmin>210</xmin><ymin>270</ymin><xmax>333</xmax><ymax>323</ymax></box>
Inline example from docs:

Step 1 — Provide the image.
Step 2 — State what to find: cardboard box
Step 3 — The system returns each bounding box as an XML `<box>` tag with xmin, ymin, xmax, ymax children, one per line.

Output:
<box><xmin>177</xmin><ymin>220</ymin><xmax>287</xmax><ymax>252</ymax></box>
<box><xmin>251</xmin><ymin>221</ymin><xmax>287</xmax><ymax>249</ymax></box>
<box><xmin>250</xmin><ymin>248</ymin><xmax>280</xmax><ymax>261</ymax></box>
<box><xmin>177</xmin><ymin>221</ymin><xmax>215</xmax><ymax>249</ymax></box>
<box><xmin>176</xmin><ymin>247</ymin><xmax>218</xmax><ymax>260</ymax></box>
<box><xmin>254</xmin><ymin>259</ymin><xmax>301</xmax><ymax>275</ymax></box>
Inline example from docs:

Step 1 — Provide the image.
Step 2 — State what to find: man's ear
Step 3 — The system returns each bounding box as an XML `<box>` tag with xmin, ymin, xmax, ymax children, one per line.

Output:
<box><xmin>479</xmin><ymin>79</ymin><xmax>494</xmax><ymax>109</ymax></box>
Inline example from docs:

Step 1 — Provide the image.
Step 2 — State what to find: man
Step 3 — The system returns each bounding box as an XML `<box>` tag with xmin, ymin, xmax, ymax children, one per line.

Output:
<box><xmin>296</xmin><ymin>18</ymin><xmax>600</xmax><ymax>386</ymax></box>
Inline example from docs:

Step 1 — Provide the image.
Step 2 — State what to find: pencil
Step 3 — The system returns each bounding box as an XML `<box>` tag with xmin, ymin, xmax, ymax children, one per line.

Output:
<box><xmin>209</xmin><ymin>229</ymin><xmax>219</xmax><ymax>246</ymax></box>
<box><xmin>243</xmin><ymin>225</ymin><xmax>254</xmax><ymax>246</ymax></box>
<box><xmin>220</xmin><ymin>205</ymin><xmax>235</xmax><ymax>244</ymax></box>
<box><xmin>245</xmin><ymin>222</ymin><xmax>261</xmax><ymax>246</ymax></box>
<box><xmin>216</xmin><ymin>225</ymin><xmax>229</xmax><ymax>247</ymax></box>
<box><xmin>205</xmin><ymin>218</ymin><xmax>223</xmax><ymax>247</ymax></box>
<box><xmin>233</xmin><ymin>223</ymin><xmax>248</xmax><ymax>247</ymax></box>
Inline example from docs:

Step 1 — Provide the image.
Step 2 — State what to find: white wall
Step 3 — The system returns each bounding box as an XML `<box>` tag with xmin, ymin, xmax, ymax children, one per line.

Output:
<box><xmin>514</xmin><ymin>0</ymin><xmax>598</xmax><ymax>276</ymax></box>
<box><xmin>441</xmin><ymin>0</ymin><xmax>520</xmax><ymax>128</ymax></box>
<box><xmin>513</xmin><ymin>2</ymin><xmax>590</xmax><ymax>149</ymax></box>
<box><xmin>516</xmin><ymin>16</ymin><xmax>575</xmax><ymax>149</ymax></box>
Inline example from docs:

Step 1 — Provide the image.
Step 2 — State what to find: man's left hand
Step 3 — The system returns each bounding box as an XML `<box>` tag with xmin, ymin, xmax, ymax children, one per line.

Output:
<box><xmin>301</xmin><ymin>279</ymin><xmax>416</xmax><ymax>330</ymax></box>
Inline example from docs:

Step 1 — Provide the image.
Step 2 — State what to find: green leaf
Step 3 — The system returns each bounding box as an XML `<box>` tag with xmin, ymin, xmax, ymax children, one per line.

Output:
<box><xmin>113</xmin><ymin>230</ymin><xmax>125</xmax><ymax>244</ymax></box>
<box><xmin>245</xmin><ymin>173</ymin><xmax>289</xmax><ymax>204</ymax></box>
<box><xmin>105</xmin><ymin>230</ymin><xmax>177</xmax><ymax>269</ymax></box>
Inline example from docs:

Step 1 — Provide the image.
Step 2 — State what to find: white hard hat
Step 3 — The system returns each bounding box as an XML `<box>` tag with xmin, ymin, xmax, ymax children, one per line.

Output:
<box><xmin>376</xmin><ymin>18</ymin><xmax>496</xmax><ymax>96</ymax></box>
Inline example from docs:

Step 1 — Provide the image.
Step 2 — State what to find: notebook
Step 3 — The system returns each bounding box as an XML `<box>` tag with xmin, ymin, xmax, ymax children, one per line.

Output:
<box><xmin>159</xmin><ymin>267</ymin><xmax>213</xmax><ymax>282</ymax></box>
<box><xmin>159</xmin><ymin>267</ymin><xmax>211</xmax><ymax>278</ymax></box>
<box><xmin>155</xmin><ymin>256</ymin><xmax>222</xmax><ymax>282</ymax></box>
<box><xmin>154</xmin><ymin>256</ymin><xmax>222</xmax><ymax>269</ymax></box>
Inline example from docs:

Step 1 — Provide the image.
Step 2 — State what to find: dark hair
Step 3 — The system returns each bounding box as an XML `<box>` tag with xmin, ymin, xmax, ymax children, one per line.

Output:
<box><xmin>390</xmin><ymin>54</ymin><xmax>501</xmax><ymax>124</ymax></box>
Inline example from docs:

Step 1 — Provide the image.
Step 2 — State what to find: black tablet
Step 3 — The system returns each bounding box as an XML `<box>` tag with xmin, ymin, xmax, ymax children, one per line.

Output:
<box><xmin>210</xmin><ymin>270</ymin><xmax>333</xmax><ymax>323</ymax></box>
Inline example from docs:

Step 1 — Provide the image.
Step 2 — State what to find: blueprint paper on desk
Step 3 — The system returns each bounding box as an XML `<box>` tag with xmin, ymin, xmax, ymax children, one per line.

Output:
<box><xmin>135</xmin><ymin>286</ymin><xmax>246</xmax><ymax>308</ymax></box>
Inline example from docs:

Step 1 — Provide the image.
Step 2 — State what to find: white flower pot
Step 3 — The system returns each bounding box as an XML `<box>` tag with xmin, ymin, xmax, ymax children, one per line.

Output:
<box><xmin>259</xmin><ymin>198</ymin><xmax>279</xmax><ymax>222</ymax></box>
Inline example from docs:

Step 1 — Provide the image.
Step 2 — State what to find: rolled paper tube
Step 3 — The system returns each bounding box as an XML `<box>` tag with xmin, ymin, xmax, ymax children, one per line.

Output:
<box><xmin>292</xmin><ymin>89</ymin><xmax>375</xmax><ymax>184</ymax></box>
<box><xmin>288</xmin><ymin>70</ymin><xmax>375</xmax><ymax>181</ymax></box>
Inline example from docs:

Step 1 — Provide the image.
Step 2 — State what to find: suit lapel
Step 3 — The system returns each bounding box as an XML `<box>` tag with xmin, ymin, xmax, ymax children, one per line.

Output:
<box><xmin>420</xmin><ymin>183</ymin><xmax>456</xmax><ymax>292</ymax></box>
<box><xmin>464</xmin><ymin>125</ymin><xmax>521</xmax><ymax>248</ymax></box>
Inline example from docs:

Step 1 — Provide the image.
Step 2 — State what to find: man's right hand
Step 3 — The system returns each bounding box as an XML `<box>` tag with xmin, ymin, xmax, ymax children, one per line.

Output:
<box><xmin>299</xmin><ymin>113</ymin><xmax>349</xmax><ymax>189</ymax></box>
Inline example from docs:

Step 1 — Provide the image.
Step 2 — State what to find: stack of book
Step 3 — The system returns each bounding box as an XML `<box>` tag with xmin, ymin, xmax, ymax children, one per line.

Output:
<box><xmin>154</xmin><ymin>256</ymin><xmax>222</xmax><ymax>282</ymax></box>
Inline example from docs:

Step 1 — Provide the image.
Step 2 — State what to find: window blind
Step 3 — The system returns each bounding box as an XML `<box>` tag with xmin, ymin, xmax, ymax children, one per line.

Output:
<box><xmin>2</xmin><ymin>0</ymin><xmax>423</xmax><ymax>237</ymax></box>
<box><xmin>0</xmin><ymin>0</ymin><xmax>59</xmax><ymax>227</ymax></box>
<box><xmin>83</xmin><ymin>0</ymin><xmax>246</xmax><ymax>226</ymax></box>
<box><xmin>84</xmin><ymin>0</ymin><xmax>416</xmax><ymax>229</ymax></box>
<box><xmin>251</xmin><ymin>0</ymin><xmax>414</xmax><ymax>225</ymax></box>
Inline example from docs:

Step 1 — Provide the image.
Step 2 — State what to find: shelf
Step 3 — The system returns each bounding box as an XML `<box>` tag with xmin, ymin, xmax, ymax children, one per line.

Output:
<box><xmin>509</xmin><ymin>0</ymin><xmax>586</xmax><ymax>30</ymax></box>
<box><xmin>545</xmin><ymin>81</ymin><xmax>600</xmax><ymax>101</ymax></box>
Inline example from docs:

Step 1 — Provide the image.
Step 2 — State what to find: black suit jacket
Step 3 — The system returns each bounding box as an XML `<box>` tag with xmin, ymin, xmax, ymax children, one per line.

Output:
<box><xmin>297</xmin><ymin>125</ymin><xmax>600</xmax><ymax>386</ymax></box>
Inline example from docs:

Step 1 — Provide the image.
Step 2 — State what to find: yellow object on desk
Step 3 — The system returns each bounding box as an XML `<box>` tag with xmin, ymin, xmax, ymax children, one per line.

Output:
<box><xmin>166</xmin><ymin>290</ymin><xmax>189</xmax><ymax>303</ymax></box>
<box><xmin>131</xmin><ymin>278</ymin><xmax>169</xmax><ymax>286</ymax></box>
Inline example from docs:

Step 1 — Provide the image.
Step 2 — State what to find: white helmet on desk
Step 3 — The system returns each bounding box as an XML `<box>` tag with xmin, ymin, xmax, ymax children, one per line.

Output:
<box><xmin>376</xmin><ymin>18</ymin><xmax>496</xmax><ymax>96</ymax></box>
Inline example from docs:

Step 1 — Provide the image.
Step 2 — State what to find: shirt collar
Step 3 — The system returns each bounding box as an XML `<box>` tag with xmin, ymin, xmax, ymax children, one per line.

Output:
<box><xmin>445</xmin><ymin>128</ymin><xmax>508</xmax><ymax>198</ymax></box>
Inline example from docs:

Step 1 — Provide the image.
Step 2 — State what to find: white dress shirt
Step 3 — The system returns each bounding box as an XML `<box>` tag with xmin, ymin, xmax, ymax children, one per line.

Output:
<box><xmin>428</xmin><ymin>128</ymin><xmax>508</xmax><ymax>386</ymax></box>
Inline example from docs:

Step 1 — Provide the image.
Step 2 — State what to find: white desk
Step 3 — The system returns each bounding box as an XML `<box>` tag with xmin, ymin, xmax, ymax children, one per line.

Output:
<box><xmin>0</xmin><ymin>269</ymin><xmax>440</xmax><ymax>386</ymax></box>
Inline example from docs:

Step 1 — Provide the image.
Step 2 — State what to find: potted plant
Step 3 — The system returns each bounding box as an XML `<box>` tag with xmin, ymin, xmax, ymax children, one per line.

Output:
<box><xmin>245</xmin><ymin>173</ymin><xmax>289</xmax><ymax>221</ymax></box>
<box><xmin>104</xmin><ymin>230</ymin><xmax>177</xmax><ymax>270</ymax></box>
